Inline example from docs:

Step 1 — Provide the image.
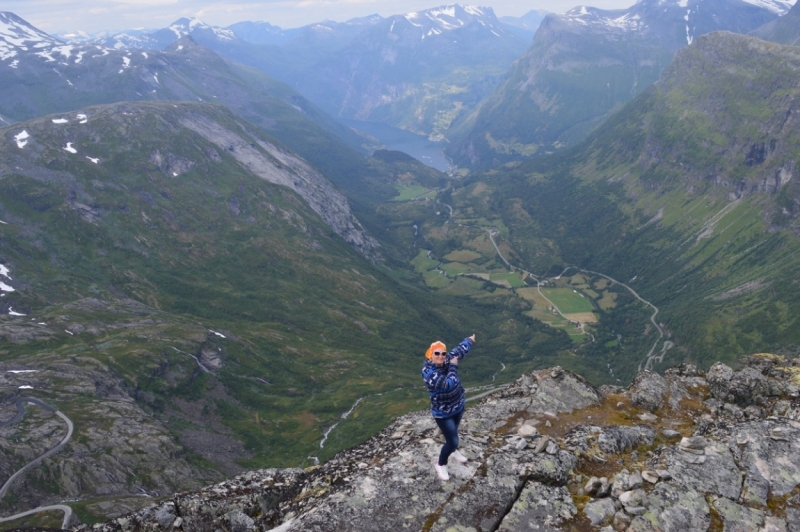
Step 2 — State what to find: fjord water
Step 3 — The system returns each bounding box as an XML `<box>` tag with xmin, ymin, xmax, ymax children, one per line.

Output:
<box><xmin>343</xmin><ymin>119</ymin><xmax>451</xmax><ymax>172</ymax></box>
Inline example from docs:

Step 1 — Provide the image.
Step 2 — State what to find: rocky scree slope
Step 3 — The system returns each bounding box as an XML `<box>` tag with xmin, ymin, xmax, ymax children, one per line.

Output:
<box><xmin>445</xmin><ymin>0</ymin><xmax>792</xmax><ymax>168</ymax></box>
<box><xmin>0</xmin><ymin>101</ymin><xmax>376</xmax><ymax>257</ymax></box>
<box><xmin>75</xmin><ymin>353</ymin><xmax>800</xmax><ymax>531</ymax></box>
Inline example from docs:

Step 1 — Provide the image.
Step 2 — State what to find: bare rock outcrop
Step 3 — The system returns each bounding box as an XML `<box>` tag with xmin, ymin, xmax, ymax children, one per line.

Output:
<box><xmin>74</xmin><ymin>355</ymin><xmax>800</xmax><ymax>532</ymax></box>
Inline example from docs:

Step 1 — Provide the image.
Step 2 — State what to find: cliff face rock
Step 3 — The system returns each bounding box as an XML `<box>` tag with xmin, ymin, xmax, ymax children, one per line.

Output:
<box><xmin>78</xmin><ymin>353</ymin><xmax>800</xmax><ymax>531</ymax></box>
<box><xmin>1</xmin><ymin>101</ymin><xmax>378</xmax><ymax>258</ymax></box>
<box><xmin>178</xmin><ymin>110</ymin><xmax>378</xmax><ymax>258</ymax></box>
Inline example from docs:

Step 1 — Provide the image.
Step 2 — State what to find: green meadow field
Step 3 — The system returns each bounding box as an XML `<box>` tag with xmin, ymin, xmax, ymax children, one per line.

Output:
<box><xmin>540</xmin><ymin>288</ymin><xmax>594</xmax><ymax>314</ymax></box>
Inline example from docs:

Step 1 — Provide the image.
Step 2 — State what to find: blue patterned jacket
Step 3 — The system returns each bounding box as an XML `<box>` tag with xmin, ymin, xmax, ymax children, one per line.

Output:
<box><xmin>421</xmin><ymin>338</ymin><xmax>473</xmax><ymax>418</ymax></box>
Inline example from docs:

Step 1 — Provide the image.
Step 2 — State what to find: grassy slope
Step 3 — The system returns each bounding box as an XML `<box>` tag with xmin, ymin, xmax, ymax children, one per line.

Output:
<box><xmin>445</xmin><ymin>16</ymin><xmax>674</xmax><ymax>169</ymax></box>
<box><xmin>0</xmin><ymin>102</ymin><xmax>575</xmax><ymax>482</ymax></box>
<box><xmin>0</xmin><ymin>103</ymin><xmax>441</xmax><ymax>468</ymax></box>
<box><xmin>473</xmin><ymin>32</ymin><xmax>800</xmax><ymax>371</ymax></box>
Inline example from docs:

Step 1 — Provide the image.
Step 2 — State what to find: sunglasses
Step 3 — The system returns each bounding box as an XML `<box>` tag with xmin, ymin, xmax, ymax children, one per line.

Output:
<box><xmin>432</xmin><ymin>351</ymin><xmax>447</xmax><ymax>356</ymax></box>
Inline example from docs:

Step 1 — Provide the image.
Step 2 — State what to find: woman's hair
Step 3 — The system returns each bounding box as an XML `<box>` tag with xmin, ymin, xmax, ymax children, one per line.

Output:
<box><xmin>425</xmin><ymin>341</ymin><xmax>447</xmax><ymax>360</ymax></box>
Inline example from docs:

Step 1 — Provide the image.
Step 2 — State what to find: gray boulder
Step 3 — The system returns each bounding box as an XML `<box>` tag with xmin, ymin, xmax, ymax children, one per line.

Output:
<box><xmin>708</xmin><ymin>363</ymin><xmax>769</xmax><ymax>406</ymax></box>
<box><xmin>628</xmin><ymin>483</ymin><xmax>711</xmax><ymax>531</ymax></box>
<box><xmin>630</xmin><ymin>370</ymin><xmax>668</xmax><ymax>411</ymax></box>
<box><xmin>496</xmin><ymin>484</ymin><xmax>576</xmax><ymax>531</ymax></box>
<box><xmin>584</xmin><ymin>497</ymin><xmax>617</xmax><ymax>526</ymax></box>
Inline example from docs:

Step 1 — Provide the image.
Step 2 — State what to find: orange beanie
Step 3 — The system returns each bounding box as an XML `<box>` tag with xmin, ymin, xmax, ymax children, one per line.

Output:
<box><xmin>425</xmin><ymin>341</ymin><xmax>447</xmax><ymax>360</ymax></box>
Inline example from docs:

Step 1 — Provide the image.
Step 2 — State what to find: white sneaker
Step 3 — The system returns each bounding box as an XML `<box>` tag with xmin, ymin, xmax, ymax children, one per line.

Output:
<box><xmin>452</xmin><ymin>450</ymin><xmax>468</xmax><ymax>463</ymax></box>
<box><xmin>434</xmin><ymin>463</ymin><xmax>449</xmax><ymax>481</ymax></box>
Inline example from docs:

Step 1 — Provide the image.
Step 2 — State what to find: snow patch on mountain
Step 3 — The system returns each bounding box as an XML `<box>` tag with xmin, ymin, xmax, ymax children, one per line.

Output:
<box><xmin>13</xmin><ymin>130</ymin><xmax>29</xmax><ymax>148</ymax></box>
<box><xmin>403</xmin><ymin>5</ymin><xmax>500</xmax><ymax>33</ymax></box>
<box><xmin>64</xmin><ymin>142</ymin><xmax>77</xmax><ymax>153</ymax></box>
<box><xmin>561</xmin><ymin>0</ymin><xmax>792</xmax><ymax>35</ymax></box>
<box><xmin>167</xmin><ymin>17</ymin><xmax>235</xmax><ymax>41</ymax></box>
<box><xmin>741</xmin><ymin>0</ymin><xmax>795</xmax><ymax>14</ymax></box>
<box><xmin>564</xmin><ymin>6</ymin><xmax>647</xmax><ymax>32</ymax></box>
<box><xmin>0</xmin><ymin>11</ymin><xmax>60</xmax><ymax>62</ymax></box>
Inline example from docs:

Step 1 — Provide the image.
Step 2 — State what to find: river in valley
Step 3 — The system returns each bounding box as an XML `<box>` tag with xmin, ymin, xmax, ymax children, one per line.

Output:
<box><xmin>342</xmin><ymin>119</ymin><xmax>451</xmax><ymax>172</ymax></box>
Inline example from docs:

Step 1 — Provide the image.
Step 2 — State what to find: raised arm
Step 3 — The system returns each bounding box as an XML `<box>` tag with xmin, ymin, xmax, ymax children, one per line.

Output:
<box><xmin>448</xmin><ymin>335</ymin><xmax>476</xmax><ymax>361</ymax></box>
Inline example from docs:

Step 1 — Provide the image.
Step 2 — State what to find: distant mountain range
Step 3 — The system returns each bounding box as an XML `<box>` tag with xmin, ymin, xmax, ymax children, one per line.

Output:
<box><xmin>0</xmin><ymin>12</ymin><xmax>399</xmax><ymax>211</ymax></box>
<box><xmin>499</xmin><ymin>9</ymin><xmax>550</xmax><ymax>40</ymax></box>
<box><xmin>289</xmin><ymin>5</ymin><xmax>529</xmax><ymax>139</ymax></box>
<box><xmin>445</xmin><ymin>0</ymin><xmax>796</xmax><ymax>168</ymax></box>
<box><xmin>47</xmin><ymin>6</ymin><xmax>529</xmax><ymax>141</ymax></box>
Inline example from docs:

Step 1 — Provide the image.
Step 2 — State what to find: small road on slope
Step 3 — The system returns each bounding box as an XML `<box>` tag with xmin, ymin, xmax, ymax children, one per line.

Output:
<box><xmin>0</xmin><ymin>397</ymin><xmax>74</xmax><ymax>529</ymax></box>
<box><xmin>558</xmin><ymin>267</ymin><xmax>673</xmax><ymax>371</ymax></box>
<box><xmin>486</xmin><ymin>231</ymin><xmax>589</xmax><ymax>337</ymax></box>
<box><xmin>0</xmin><ymin>504</ymin><xmax>73</xmax><ymax>529</ymax></box>
<box><xmin>423</xmin><ymin>192</ymin><xmax>672</xmax><ymax>372</ymax></box>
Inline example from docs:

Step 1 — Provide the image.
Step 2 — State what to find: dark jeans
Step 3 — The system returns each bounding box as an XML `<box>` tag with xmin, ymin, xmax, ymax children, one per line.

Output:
<box><xmin>435</xmin><ymin>410</ymin><xmax>463</xmax><ymax>466</ymax></box>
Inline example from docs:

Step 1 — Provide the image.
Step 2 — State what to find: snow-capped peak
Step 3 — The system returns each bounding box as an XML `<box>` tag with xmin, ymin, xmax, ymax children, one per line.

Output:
<box><xmin>169</xmin><ymin>18</ymin><xmax>208</xmax><ymax>38</ymax></box>
<box><xmin>1</xmin><ymin>11</ymin><xmax>61</xmax><ymax>61</ymax></box>
<box><xmin>563</xmin><ymin>4</ymin><xmax>648</xmax><ymax>32</ymax></box>
<box><xmin>403</xmin><ymin>4</ymin><xmax>498</xmax><ymax>32</ymax></box>
<box><xmin>167</xmin><ymin>17</ymin><xmax>234</xmax><ymax>41</ymax></box>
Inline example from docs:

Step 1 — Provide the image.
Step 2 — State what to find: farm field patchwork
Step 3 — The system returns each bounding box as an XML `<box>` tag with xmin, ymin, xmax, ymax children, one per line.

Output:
<box><xmin>440</xmin><ymin>262</ymin><xmax>472</xmax><ymax>276</ymax></box>
<box><xmin>392</xmin><ymin>184</ymin><xmax>436</xmax><ymax>201</ymax></box>
<box><xmin>489</xmin><ymin>272</ymin><xmax>526</xmax><ymax>288</ymax></box>
<box><xmin>443</xmin><ymin>249</ymin><xmax>483</xmax><ymax>262</ymax></box>
<box><xmin>540</xmin><ymin>288</ymin><xmax>594</xmax><ymax>314</ymax></box>
<box><xmin>563</xmin><ymin>312</ymin><xmax>599</xmax><ymax>324</ymax></box>
<box><xmin>411</xmin><ymin>249</ymin><xmax>439</xmax><ymax>273</ymax></box>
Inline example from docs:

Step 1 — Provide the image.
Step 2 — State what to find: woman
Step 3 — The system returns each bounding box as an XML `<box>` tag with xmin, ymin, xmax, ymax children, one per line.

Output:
<box><xmin>421</xmin><ymin>334</ymin><xmax>476</xmax><ymax>481</ymax></box>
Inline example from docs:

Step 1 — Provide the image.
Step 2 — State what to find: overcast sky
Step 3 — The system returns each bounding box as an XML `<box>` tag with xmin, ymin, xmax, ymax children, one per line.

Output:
<box><xmin>5</xmin><ymin>0</ymin><xmax>635</xmax><ymax>35</ymax></box>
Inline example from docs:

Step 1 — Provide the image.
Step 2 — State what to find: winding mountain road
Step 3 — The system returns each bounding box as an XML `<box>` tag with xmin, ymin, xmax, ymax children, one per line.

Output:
<box><xmin>427</xmin><ymin>194</ymin><xmax>671</xmax><ymax>374</ymax></box>
<box><xmin>485</xmin><ymin>231</ymin><xmax>672</xmax><ymax>369</ymax></box>
<box><xmin>0</xmin><ymin>397</ymin><xmax>74</xmax><ymax>529</ymax></box>
<box><xmin>556</xmin><ymin>267</ymin><xmax>673</xmax><ymax>371</ymax></box>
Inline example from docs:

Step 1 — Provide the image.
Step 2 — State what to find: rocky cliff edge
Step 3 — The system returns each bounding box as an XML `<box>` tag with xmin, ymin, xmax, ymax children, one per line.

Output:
<box><xmin>74</xmin><ymin>354</ymin><xmax>800</xmax><ymax>532</ymax></box>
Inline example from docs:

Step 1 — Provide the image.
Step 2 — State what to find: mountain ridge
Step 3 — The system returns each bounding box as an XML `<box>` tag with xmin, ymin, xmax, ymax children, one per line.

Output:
<box><xmin>467</xmin><ymin>30</ymin><xmax>800</xmax><ymax>370</ymax></box>
<box><xmin>749</xmin><ymin>0</ymin><xmax>800</xmax><ymax>45</ymax></box>
<box><xmin>36</xmin><ymin>354</ymin><xmax>800</xmax><ymax>531</ymax></box>
<box><xmin>445</xmin><ymin>0</ymin><xmax>795</xmax><ymax>169</ymax></box>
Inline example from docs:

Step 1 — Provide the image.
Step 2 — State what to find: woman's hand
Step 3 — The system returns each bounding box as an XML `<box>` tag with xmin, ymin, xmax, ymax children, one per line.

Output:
<box><xmin>469</xmin><ymin>334</ymin><xmax>476</xmax><ymax>344</ymax></box>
